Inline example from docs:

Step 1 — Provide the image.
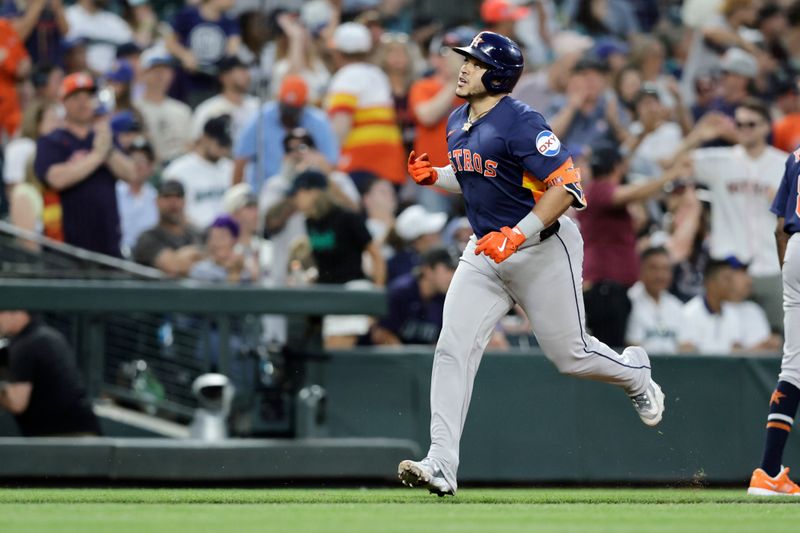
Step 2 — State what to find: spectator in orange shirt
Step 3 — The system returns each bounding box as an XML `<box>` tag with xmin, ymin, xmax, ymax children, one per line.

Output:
<box><xmin>408</xmin><ymin>27</ymin><xmax>472</xmax><ymax>168</ymax></box>
<box><xmin>407</xmin><ymin>27</ymin><xmax>472</xmax><ymax>213</ymax></box>
<box><xmin>0</xmin><ymin>18</ymin><xmax>31</xmax><ymax>138</ymax></box>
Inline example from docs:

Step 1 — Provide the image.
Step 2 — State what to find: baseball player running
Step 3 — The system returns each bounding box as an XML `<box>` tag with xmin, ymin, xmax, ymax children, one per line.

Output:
<box><xmin>748</xmin><ymin>149</ymin><xmax>800</xmax><ymax>496</ymax></box>
<box><xmin>397</xmin><ymin>32</ymin><xmax>665</xmax><ymax>497</ymax></box>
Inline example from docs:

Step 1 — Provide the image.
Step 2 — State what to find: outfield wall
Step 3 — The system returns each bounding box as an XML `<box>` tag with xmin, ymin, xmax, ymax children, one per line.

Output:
<box><xmin>306</xmin><ymin>350</ymin><xmax>796</xmax><ymax>484</ymax></box>
<box><xmin>0</xmin><ymin>351</ymin><xmax>793</xmax><ymax>483</ymax></box>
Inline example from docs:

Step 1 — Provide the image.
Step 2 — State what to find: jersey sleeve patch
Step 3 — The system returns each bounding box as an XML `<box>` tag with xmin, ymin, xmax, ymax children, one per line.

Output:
<box><xmin>535</xmin><ymin>130</ymin><xmax>561</xmax><ymax>157</ymax></box>
<box><xmin>543</xmin><ymin>157</ymin><xmax>581</xmax><ymax>188</ymax></box>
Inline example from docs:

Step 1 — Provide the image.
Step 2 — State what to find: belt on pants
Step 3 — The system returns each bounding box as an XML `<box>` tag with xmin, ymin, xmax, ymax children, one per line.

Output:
<box><xmin>539</xmin><ymin>220</ymin><xmax>560</xmax><ymax>242</ymax></box>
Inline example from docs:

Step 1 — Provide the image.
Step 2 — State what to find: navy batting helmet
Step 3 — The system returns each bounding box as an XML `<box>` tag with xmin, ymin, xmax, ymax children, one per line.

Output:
<box><xmin>452</xmin><ymin>31</ymin><xmax>524</xmax><ymax>94</ymax></box>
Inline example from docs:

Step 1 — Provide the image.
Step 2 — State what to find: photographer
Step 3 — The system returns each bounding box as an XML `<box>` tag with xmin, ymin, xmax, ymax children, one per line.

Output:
<box><xmin>0</xmin><ymin>311</ymin><xmax>100</xmax><ymax>437</ymax></box>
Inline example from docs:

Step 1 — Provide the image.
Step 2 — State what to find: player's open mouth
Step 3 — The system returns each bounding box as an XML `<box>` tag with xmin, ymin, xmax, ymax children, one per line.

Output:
<box><xmin>457</xmin><ymin>76</ymin><xmax>467</xmax><ymax>87</ymax></box>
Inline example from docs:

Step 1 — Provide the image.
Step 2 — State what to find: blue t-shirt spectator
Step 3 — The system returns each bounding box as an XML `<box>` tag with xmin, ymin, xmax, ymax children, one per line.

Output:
<box><xmin>234</xmin><ymin>102</ymin><xmax>339</xmax><ymax>192</ymax></box>
<box><xmin>169</xmin><ymin>5</ymin><xmax>239</xmax><ymax>102</ymax></box>
<box><xmin>34</xmin><ymin>128</ymin><xmax>122</xmax><ymax>257</ymax></box>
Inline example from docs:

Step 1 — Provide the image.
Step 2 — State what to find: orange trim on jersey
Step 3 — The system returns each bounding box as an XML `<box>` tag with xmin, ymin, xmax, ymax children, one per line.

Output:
<box><xmin>767</xmin><ymin>422</ymin><xmax>793</xmax><ymax>432</ymax></box>
<box><xmin>543</xmin><ymin>157</ymin><xmax>582</xmax><ymax>188</ymax></box>
<box><xmin>522</xmin><ymin>171</ymin><xmax>547</xmax><ymax>202</ymax></box>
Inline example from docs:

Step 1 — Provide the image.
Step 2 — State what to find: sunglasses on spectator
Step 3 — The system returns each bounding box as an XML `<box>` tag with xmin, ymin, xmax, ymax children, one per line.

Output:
<box><xmin>735</xmin><ymin>120</ymin><xmax>764</xmax><ymax>129</ymax></box>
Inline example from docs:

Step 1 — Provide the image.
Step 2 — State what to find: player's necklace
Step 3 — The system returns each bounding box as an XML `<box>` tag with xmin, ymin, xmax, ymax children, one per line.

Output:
<box><xmin>462</xmin><ymin>97</ymin><xmax>504</xmax><ymax>132</ymax></box>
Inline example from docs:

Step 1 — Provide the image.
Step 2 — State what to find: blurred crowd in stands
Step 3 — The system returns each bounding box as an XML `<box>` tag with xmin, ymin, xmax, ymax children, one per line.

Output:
<box><xmin>1</xmin><ymin>0</ymin><xmax>798</xmax><ymax>355</ymax></box>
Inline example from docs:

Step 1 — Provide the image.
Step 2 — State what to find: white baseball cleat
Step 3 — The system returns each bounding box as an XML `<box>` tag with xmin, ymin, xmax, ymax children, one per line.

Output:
<box><xmin>630</xmin><ymin>379</ymin><xmax>666</xmax><ymax>427</ymax></box>
<box><xmin>398</xmin><ymin>458</ymin><xmax>454</xmax><ymax>497</ymax></box>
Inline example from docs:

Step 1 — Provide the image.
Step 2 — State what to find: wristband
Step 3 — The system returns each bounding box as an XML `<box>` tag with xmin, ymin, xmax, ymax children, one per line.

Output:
<box><xmin>516</xmin><ymin>211</ymin><xmax>544</xmax><ymax>239</ymax></box>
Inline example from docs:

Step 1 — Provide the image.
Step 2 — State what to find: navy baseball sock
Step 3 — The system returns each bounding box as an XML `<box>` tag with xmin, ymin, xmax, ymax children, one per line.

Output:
<box><xmin>760</xmin><ymin>381</ymin><xmax>800</xmax><ymax>477</ymax></box>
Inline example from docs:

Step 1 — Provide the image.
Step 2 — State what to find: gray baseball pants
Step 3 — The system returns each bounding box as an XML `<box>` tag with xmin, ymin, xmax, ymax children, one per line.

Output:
<box><xmin>427</xmin><ymin>217</ymin><xmax>651</xmax><ymax>491</ymax></box>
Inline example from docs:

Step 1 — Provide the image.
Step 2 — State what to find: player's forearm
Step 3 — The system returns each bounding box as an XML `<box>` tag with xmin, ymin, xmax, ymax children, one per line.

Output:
<box><xmin>432</xmin><ymin>165</ymin><xmax>461</xmax><ymax>193</ymax></box>
<box><xmin>531</xmin><ymin>186</ymin><xmax>573</xmax><ymax>228</ymax></box>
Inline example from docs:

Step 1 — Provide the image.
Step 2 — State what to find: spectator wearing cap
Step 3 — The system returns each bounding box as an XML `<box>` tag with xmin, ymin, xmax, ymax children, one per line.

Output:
<box><xmin>701</xmin><ymin>47</ymin><xmax>759</xmax><ymax>121</ymax></box>
<box><xmin>680</xmin><ymin>0</ymin><xmax>761</xmax><ymax>107</ymax></box>
<box><xmin>625</xmin><ymin>247</ymin><xmax>685</xmax><ymax>355</ymax></box>
<box><xmin>132</xmin><ymin>180</ymin><xmax>203</xmax><ymax>276</ymax></box>
<box><xmin>109</xmin><ymin>110</ymin><xmax>143</xmax><ymax>152</ymax></box>
<box><xmin>190</xmin><ymin>215</ymin><xmax>256</xmax><ymax>283</ymax></box>
<box><xmin>1</xmin><ymin>0</ymin><xmax>68</xmax><ymax>67</ymax></box>
<box><xmin>676</xmin><ymin>99</ymin><xmax>787</xmax><ymax>331</ymax></box>
<box><xmin>233</xmin><ymin>75</ymin><xmax>338</xmax><ymax>192</ymax></box>
<box><xmin>191</xmin><ymin>56</ymin><xmax>258</xmax><ymax>143</ymax></box>
<box><xmin>164</xmin><ymin>0</ymin><xmax>240</xmax><ymax>107</ymax></box>
<box><xmin>134</xmin><ymin>48</ymin><xmax>192</xmax><ymax>164</ymax></box>
<box><xmin>162</xmin><ymin>115</ymin><xmax>234</xmax><ymax>229</ymax></box>
<box><xmin>623</xmin><ymin>85</ymin><xmax>683</xmax><ymax>180</ymax></box>
<box><xmin>371</xmin><ymin>247</ymin><xmax>457</xmax><ymax>346</ymax></box>
<box><xmin>513</xmin><ymin>31</ymin><xmax>594</xmax><ymax>116</ymax></box>
<box><xmin>549</xmin><ymin>53</ymin><xmax>630</xmax><ymax>149</ymax></box>
<box><xmin>33</xmin><ymin>72</ymin><xmax>136</xmax><ymax>257</ymax></box>
<box><xmin>388</xmin><ymin>205</ymin><xmax>448</xmax><ymax>284</ymax></box>
<box><xmin>116</xmin><ymin>137</ymin><xmax>158</xmax><ymax>257</ymax></box>
<box><xmin>577</xmin><ymin>144</ymin><xmax>685</xmax><ymax>347</ymax></box>
<box><xmin>105</xmin><ymin>59</ymin><xmax>135</xmax><ymax>113</ymax></box>
<box><xmin>65</xmin><ymin>0</ymin><xmax>133</xmax><ymax>74</ymax></box>
<box><xmin>222</xmin><ymin>183</ymin><xmax>271</xmax><ymax>280</ymax></box>
<box><xmin>325</xmin><ymin>22</ymin><xmax>406</xmax><ymax>186</ymax></box>
<box><xmin>261</xmin><ymin>129</ymin><xmax>360</xmax><ymax>286</ymax></box>
<box><xmin>726</xmin><ymin>255</ymin><xmax>782</xmax><ymax>352</ymax></box>
<box><xmin>290</xmin><ymin>169</ymin><xmax>386</xmax><ymax>349</ymax></box>
<box><xmin>678</xmin><ymin>259</ymin><xmax>746</xmax><ymax>354</ymax></box>
<box><xmin>0</xmin><ymin>17</ymin><xmax>30</xmax><ymax>138</ymax></box>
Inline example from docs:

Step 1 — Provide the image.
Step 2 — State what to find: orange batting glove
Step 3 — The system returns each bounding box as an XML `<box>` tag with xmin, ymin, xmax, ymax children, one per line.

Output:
<box><xmin>407</xmin><ymin>151</ymin><xmax>438</xmax><ymax>186</ymax></box>
<box><xmin>475</xmin><ymin>226</ymin><xmax>526</xmax><ymax>263</ymax></box>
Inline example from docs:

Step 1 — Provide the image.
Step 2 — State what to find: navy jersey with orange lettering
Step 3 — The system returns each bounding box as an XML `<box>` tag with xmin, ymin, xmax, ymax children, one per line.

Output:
<box><xmin>772</xmin><ymin>149</ymin><xmax>800</xmax><ymax>235</ymax></box>
<box><xmin>446</xmin><ymin>97</ymin><xmax>585</xmax><ymax>238</ymax></box>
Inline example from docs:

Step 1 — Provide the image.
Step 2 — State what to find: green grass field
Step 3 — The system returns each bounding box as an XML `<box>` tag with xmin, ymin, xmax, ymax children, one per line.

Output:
<box><xmin>3</xmin><ymin>488</ymin><xmax>800</xmax><ymax>533</ymax></box>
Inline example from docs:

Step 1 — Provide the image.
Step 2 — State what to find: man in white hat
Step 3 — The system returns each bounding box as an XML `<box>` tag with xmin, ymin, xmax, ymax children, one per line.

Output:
<box><xmin>388</xmin><ymin>204</ymin><xmax>448</xmax><ymax>283</ymax></box>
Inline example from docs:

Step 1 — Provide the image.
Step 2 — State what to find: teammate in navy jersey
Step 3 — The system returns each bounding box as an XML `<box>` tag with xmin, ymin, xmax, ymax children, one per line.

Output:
<box><xmin>397</xmin><ymin>31</ymin><xmax>665</xmax><ymax>497</ymax></box>
<box><xmin>748</xmin><ymin>149</ymin><xmax>800</xmax><ymax>496</ymax></box>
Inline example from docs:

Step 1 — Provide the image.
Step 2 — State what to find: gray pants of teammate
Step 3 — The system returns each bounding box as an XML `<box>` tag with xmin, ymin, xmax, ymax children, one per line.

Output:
<box><xmin>427</xmin><ymin>217</ymin><xmax>651</xmax><ymax>491</ymax></box>
<box><xmin>779</xmin><ymin>234</ymin><xmax>800</xmax><ymax>389</ymax></box>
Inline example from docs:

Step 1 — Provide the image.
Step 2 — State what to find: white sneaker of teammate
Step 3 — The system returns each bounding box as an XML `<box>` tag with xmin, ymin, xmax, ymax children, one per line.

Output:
<box><xmin>624</xmin><ymin>347</ymin><xmax>665</xmax><ymax>427</ymax></box>
<box><xmin>398</xmin><ymin>457</ymin><xmax>454</xmax><ymax>497</ymax></box>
